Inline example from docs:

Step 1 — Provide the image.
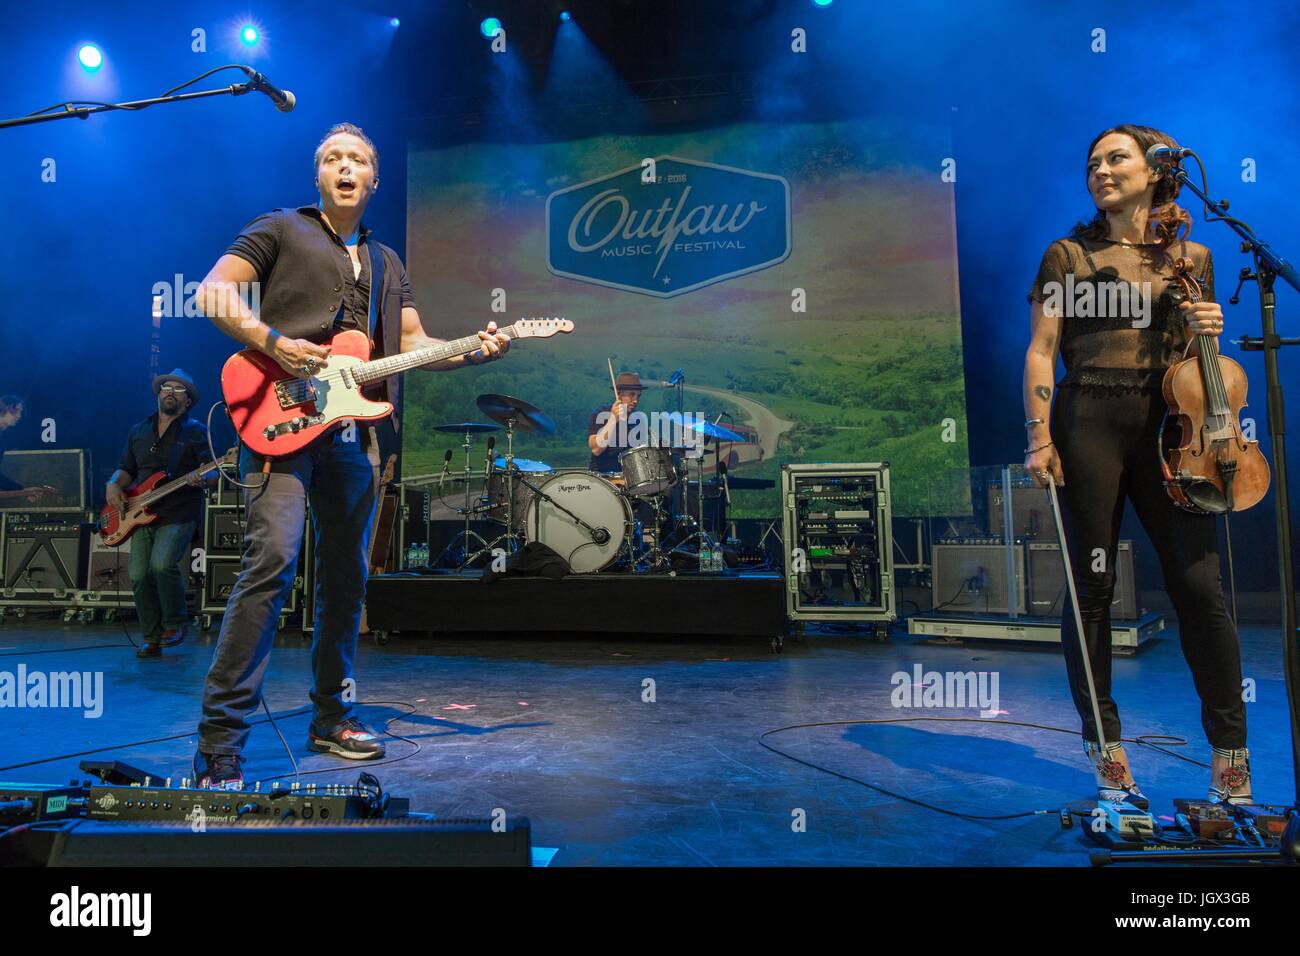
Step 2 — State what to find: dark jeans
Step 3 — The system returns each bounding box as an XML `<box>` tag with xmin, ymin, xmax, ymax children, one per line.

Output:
<box><xmin>198</xmin><ymin>431</ymin><xmax>378</xmax><ymax>756</ymax></box>
<box><xmin>1052</xmin><ymin>384</ymin><xmax>1247</xmax><ymax>750</ymax></box>
<box><xmin>128</xmin><ymin>520</ymin><xmax>195</xmax><ymax>642</ymax></box>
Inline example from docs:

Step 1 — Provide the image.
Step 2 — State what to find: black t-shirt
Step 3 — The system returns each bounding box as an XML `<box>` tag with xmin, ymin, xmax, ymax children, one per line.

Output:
<box><xmin>587</xmin><ymin>404</ymin><xmax>632</xmax><ymax>473</ymax></box>
<box><xmin>225</xmin><ymin>205</ymin><xmax>416</xmax><ymax>347</ymax></box>
<box><xmin>117</xmin><ymin>415</ymin><xmax>212</xmax><ymax>525</ymax></box>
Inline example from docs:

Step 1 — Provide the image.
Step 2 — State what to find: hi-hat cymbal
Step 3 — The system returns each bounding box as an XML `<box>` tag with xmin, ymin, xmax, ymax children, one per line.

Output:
<box><xmin>433</xmin><ymin>422</ymin><xmax>501</xmax><ymax>434</ymax></box>
<box><xmin>475</xmin><ymin>394</ymin><xmax>556</xmax><ymax>434</ymax></box>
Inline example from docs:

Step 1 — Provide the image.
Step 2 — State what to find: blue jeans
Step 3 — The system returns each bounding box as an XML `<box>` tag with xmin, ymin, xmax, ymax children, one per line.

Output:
<box><xmin>198</xmin><ymin>431</ymin><xmax>378</xmax><ymax>756</ymax></box>
<box><xmin>128</xmin><ymin>521</ymin><xmax>195</xmax><ymax>643</ymax></box>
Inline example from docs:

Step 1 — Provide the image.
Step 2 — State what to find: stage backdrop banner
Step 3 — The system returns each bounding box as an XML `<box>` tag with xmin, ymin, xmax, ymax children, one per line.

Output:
<box><xmin>404</xmin><ymin>117</ymin><xmax>970</xmax><ymax>518</ymax></box>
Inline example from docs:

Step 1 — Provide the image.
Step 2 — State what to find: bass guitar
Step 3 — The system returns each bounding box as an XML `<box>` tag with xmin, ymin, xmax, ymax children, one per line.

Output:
<box><xmin>98</xmin><ymin>449</ymin><xmax>236</xmax><ymax>547</ymax></box>
<box><xmin>222</xmin><ymin>319</ymin><xmax>574</xmax><ymax>459</ymax></box>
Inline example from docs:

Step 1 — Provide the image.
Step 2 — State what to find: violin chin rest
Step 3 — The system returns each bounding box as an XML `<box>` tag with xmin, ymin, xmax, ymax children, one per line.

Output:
<box><xmin>1180</xmin><ymin>477</ymin><xmax>1230</xmax><ymax>515</ymax></box>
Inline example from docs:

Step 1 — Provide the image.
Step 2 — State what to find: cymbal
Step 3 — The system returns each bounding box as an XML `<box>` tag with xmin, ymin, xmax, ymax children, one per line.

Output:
<box><xmin>475</xmin><ymin>394</ymin><xmax>556</xmax><ymax>435</ymax></box>
<box><xmin>688</xmin><ymin>420</ymin><xmax>747</xmax><ymax>442</ymax></box>
<box><xmin>494</xmin><ymin>456</ymin><xmax>552</xmax><ymax>473</ymax></box>
<box><xmin>432</xmin><ymin>422</ymin><xmax>501</xmax><ymax>434</ymax></box>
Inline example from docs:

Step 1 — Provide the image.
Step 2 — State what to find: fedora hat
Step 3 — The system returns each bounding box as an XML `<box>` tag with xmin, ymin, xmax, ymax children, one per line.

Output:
<box><xmin>152</xmin><ymin>368</ymin><xmax>199</xmax><ymax>405</ymax></box>
<box><xmin>615</xmin><ymin>371</ymin><xmax>645</xmax><ymax>392</ymax></box>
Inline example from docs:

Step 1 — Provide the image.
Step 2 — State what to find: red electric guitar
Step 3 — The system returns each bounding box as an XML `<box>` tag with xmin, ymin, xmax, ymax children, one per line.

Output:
<box><xmin>98</xmin><ymin>449</ymin><xmax>237</xmax><ymax>547</ymax></box>
<box><xmin>222</xmin><ymin>320</ymin><xmax>575</xmax><ymax>459</ymax></box>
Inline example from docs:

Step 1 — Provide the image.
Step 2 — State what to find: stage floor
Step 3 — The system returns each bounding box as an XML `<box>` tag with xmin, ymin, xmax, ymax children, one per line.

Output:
<box><xmin>1</xmin><ymin>618</ymin><xmax>1294</xmax><ymax>866</ymax></box>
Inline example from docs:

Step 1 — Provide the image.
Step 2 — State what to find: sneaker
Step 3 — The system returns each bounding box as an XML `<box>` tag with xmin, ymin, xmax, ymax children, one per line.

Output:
<box><xmin>1209</xmin><ymin>747</ymin><xmax>1252</xmax><ymax>804</ymax></box>
<box><xmin>136</xmin><ymin>642</ymin><xmax>161</xmax><ymax>659</ymax></box>
<box><xmin>193</xmin><ymin>751</ymin><xmax>245</xmax><ymax>790</ymax></box>
<box><xmin>1085</xmin><ymin>740</ymin><xmax>1149</xmax><ymax>809</ymax></box>
<box><xmin>160</xmin><ymin>624</ymin><xmax>188</xmax><ymax>648</ymax></box>
<box><xmin>307</xmin><ymin>717</ymin><xmax>386</xmax><ymax>760</ymax></box>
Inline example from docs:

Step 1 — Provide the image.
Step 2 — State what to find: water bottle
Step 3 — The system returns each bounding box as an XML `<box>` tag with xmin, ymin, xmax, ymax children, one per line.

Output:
<box><xmin>406</xmin><ymin>543</ymin><xmax>419</xmax><ymax>568</ymax></box>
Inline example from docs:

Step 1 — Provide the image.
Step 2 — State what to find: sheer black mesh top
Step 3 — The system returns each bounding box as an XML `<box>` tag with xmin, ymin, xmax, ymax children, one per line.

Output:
<box><xmin>1027</xmin><ymin>236</ymin><xmax>1214</xmax><ymax>392</ymax></box>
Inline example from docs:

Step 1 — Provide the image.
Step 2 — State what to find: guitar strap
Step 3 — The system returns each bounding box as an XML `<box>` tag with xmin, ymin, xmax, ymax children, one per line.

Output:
<box><xmin>367</xmin><ymin>240</ymin><xmax>385</xmax><ymax>340</ymax></box>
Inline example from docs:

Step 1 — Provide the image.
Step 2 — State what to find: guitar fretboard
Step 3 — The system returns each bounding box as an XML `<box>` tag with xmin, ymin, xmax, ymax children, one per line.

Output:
<box><xmin>351</xmin><ymin>325</ymin><xmax>520</xmax><ymax>385</ymax></box>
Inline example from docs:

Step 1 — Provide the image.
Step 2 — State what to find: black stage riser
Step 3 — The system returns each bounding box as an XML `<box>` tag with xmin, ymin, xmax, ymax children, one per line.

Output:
<box><xmin>366</xmin><ymin>571</ymin><xmax>786</xmax><ymax>638</ymax></box>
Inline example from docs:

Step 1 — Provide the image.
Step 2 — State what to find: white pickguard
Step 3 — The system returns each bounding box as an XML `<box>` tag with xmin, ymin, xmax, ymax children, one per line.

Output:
<box><xmin>302</xmin><ymin>354</ymin><xmax>391</xmax><ymax>424</ymax></box>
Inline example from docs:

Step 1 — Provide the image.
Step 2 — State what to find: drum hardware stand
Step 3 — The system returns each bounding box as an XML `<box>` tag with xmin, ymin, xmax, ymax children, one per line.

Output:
<box><xmin>447</xmin><ymin>427</ymin><xmax>490</xmax><ymax>570</ymax></box>
<box><xmin>463</xmin><ymin>419</ymin><xmax>526</xmax><ymax>568</ymax></box>
<box><xmin>669</xmin><ymin>446</ymin><xmax>724</xmax><ymax>570</ymax></box>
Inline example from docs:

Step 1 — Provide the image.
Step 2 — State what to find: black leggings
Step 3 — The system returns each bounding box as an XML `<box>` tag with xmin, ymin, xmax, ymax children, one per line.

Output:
<box><xmin>1052</xmin><ymin>384</ymin><xmax>1246</xmax><ymax>749</ymax></box>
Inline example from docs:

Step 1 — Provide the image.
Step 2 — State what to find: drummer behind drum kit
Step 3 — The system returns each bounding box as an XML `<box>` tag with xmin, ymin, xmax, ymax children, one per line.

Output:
<box><xmin>404</xmin><ymin>393</ymin><xmax>754</xmax><ymax>574</ymax></box>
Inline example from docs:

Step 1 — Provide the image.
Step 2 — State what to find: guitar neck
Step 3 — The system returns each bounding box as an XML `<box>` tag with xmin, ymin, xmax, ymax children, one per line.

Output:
<box><xmin>133</xmin><ymin>460</ymin><xmax>219</xmax><ymax>509</ymax></box>
<box><xmin>351</xmin><ymin>323</ymin><xmax>518</xmax><ymax>386</ymax></box>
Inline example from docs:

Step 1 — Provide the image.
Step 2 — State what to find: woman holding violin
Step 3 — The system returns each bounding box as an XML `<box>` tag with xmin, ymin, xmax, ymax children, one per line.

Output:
<box><xmin>1023</xmin><ymin>124</ymin><xmax>1254</xmax><ymax>806</ymax></box>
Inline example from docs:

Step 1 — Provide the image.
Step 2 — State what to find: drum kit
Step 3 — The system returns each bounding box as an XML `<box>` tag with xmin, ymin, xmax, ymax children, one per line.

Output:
<box><xmin>403</xmin><ymin>393</ymin><xmax>752</xmax><ymax>574</ymax></box>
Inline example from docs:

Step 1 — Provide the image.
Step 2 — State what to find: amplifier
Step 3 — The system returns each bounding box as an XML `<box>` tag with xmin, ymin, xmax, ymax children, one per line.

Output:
<box><xmin>0</xmin><ymin>448</ymin><xmax>92</xmax><ymax>512</ymax></box>
<box><xmin>987</xmin><ymin>480</ymin><xmax>1050</xmax><ymax>538</ymax></box>
<box><xmin>7</xmin><ymin>815</ymin><xmax>533</xmax><ymax>867</ymax></box>
<box><xmin>1</xmin><ymin>513</ymin><xmax>88</xmax><ymax>596</ymax></box>
<box><xmin>931</xmin><ymin>542</ymin><xmax>1027</xmax><ymax>615</ymax></box>
<box><xmin>86</xmin><ymin>782</ymin><xmax>379</xmax><ymax>824</ymax></box>
<box><xmin>200</xmin><ymin>557</ymin><xmax>301</xmax><ymax>619</ymax></box>
<box><xmin>205</xmin><ymin>507</ymin><xmax>248</xmax><ymax>556</ymax></box>
<box><xmin>83</xmin><ymin>535</ymin><xmax>133</xmax><ymax>597</ymax></box>
<box><xmin>1028</xmin><ymin>540</ymin><xmax>1140</xmax><ymax>620</ymax></box>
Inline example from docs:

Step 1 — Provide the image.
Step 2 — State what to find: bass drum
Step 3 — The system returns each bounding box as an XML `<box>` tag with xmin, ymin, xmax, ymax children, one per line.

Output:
<box><xmin>522</xmin><ymin>471</ymin><xmax>631</xmax><ymax>573</ymax></box>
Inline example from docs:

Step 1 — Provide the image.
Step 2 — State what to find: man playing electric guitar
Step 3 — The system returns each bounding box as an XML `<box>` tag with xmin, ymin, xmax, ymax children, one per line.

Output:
<box><xmin>190</xmin><ymin>122</ymin><xmax>509</xmax><ymax>788</ymax></box>
<box><xmin>105</xmin><ymin>370</ymin><xmax>213</xmax><ymax>659</ymax></box>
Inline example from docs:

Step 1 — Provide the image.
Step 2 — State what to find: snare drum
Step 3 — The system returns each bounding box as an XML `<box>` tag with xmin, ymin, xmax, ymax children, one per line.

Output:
<box><xmin>618</xmin><ymin>445</ymin><xmax>677</xmax><ymax>497</ymax></box>
<box><xmin>523</xmin><ymin>471</ymin><xmax>631</xmax><ymax>573</ymax></box>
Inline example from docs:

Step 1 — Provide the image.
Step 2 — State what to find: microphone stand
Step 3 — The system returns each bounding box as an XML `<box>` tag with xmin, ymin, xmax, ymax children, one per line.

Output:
<box><xmin>0</xmin><ymin>74</ymin><xmax>270</xmax><ymax>131</ymax></box>
<box><xmin>1167</xmin><ymin>157</ymin><xmax>1300</xmax><ymax>859</ymax></box>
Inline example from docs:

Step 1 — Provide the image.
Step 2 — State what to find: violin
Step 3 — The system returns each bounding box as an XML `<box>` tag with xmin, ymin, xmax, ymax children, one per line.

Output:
<box><xmin>1159</xmin><ymin>256</ymin><xmax>1270</xmax><ymax>513</ymax></box>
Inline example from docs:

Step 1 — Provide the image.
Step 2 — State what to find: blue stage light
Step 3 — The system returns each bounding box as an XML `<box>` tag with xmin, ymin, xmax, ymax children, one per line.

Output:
<box><xmin>481</xmin><ymin>17</ymin><xmax>502</xmax><ymax>39</ymax></box>
<box><xmin>390</xmin><ymin>17</ymin><xmax>400</xmax><ymax>27</ymax></box>
<box><xmin>241</xmin><ymin>25</ymin><xmax>259</xmax><ymax>45</ymax></box>
<box><xmin>77</xmin><ymin>43</ymin><xmax>103</xmax><ymax>71</ymax></box>
<box><xmin>560</xmin><ymin>10</ymin><xmax>571</xmax><ymax>21</ymax></box>
<box><xmin>813</xmin><ymin>0</ymin><xmax>833</xmax><ymax>6</ymax></box>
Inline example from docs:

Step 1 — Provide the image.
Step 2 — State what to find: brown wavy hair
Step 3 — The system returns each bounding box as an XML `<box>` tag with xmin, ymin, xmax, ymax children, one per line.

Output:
<box><xmin>1071</xmin><ymin>124</ymin><xmax>1192</xmax><ymax>248</ymax></box>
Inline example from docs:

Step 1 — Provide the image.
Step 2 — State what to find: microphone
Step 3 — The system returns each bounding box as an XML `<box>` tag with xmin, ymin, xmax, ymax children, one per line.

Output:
<box><xmin>1146</xmin><ymin>143</ymin><xmax>1192</xmax><ymax>167</ymax></box>
<box><xmin>484</xmin><ymin>437</ymin><xmax>496</xmax><ymax>479</ymax></box>
<box><xmin>591</xmin><ymin>527</ymin><xmax>611</xmax><ymax>545</ymax></box>
<box><xmin>239</xmin><ymin>67</ymin><xmax>296</xmax><ymax>113</ymax></box>
<box><xmin>437</xmin><ymin>448</ymin><xmax>452</xmax><ymax>489</ymax></box>
<box><xmin>718</xmin><ymin>460</ymin><xmax>731</xmax><ymax>506</ymax></box>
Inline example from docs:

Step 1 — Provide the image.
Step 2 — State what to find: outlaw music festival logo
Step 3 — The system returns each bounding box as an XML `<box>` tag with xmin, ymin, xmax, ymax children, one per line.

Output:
<box><xmin>546</xmin><ymin>156</ymin><xmax>791</xmax><ymax>298</ymax></box>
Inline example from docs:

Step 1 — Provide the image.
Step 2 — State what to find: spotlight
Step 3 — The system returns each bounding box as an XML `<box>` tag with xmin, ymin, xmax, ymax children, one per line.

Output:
<box><xmin>480</xmin><ymin>17</ymin><xmax>502</xmax><ymax>39</ymax></box>
<box><xmin>559</xmin><ymin>10</ymin><xmax>571</xmax><ymax>21</ymax></box>
<box><xmin>813</xmin><ymin>0</ymin><xmax>833</xmax><ymax>6</ymax></box>
<box><xmin>77</xmin><ymin>43</ymin><xmax>103</xmax><ymax>71</ymax></box>
<box><xmin>390</xmin><ymin>17</ymin><xmax>400</xmax><ymax>27</ymax></box>
<box><xmin>240</xmin><ymin>24</ymin><xmax>259</xmax><ymax>45</ymax></box>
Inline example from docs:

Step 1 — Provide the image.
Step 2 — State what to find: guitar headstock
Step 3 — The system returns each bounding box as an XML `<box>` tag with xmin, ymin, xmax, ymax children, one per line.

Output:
<box><xmin>512</xmin><ymin>318</ymin><xmax>575</xmax><ymax>339</ymax></box>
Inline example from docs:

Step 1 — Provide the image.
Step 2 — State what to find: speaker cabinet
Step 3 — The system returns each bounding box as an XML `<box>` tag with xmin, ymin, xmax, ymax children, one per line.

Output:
<box><xmin>1</xmin><ymin>516</ymin><xmax>88</xmax><ymax>597</ymax></box>
<box><xmin>0</xmin><ymin>449</ymin><xmax>92</xmax><ymax>512</ymax></box>
<box><xmin>84</xmin><ymin>536</ymin><xmax>132</xmax><ymax>596</ymax></box>
<box><xmin>931</xmin><ymin>542</ymin><xmax>1026</xmax><ymax>615</ymax></box>
<box><xmin>1028</xmin><ymin>540</ymin><xmax>1139</xmax><ymax>620</ymax></box>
